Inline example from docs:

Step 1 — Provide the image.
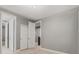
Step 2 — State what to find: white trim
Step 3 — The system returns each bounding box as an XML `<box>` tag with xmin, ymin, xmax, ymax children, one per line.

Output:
<box><xmin>40</xmin><ymin>48</ymin><xmax>67</xmax><ymax>54</ymax></box>
<box><xmin>13</xmin><ymin>17</ymin><xmax>16</xmax><ymax>52</ymax></box>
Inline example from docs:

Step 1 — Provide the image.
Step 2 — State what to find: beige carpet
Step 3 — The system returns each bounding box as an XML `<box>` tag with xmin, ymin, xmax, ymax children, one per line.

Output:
<box><xmin>1</xmin><ymin>47</ymin><xmax>64</xmax><ymax>54</ymax></box>
<box><xmin>16</xmin><ymin>48</ymin><xmax>58</xmax><ymax>54</ymax></box>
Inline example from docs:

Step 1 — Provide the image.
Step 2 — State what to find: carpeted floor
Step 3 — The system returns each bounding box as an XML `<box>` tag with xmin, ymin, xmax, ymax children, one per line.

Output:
<box><xmin>1</xmin><ymin>47</ymin><xmax>64</xmax><ymax>54</ymax></box>
<box><xmin>16</xmin><ymin>48</ymin><xmax>62</xmax><ymax>54</ymax></box>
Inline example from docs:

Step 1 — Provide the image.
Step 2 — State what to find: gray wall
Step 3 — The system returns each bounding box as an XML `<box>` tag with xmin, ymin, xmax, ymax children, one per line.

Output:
<box><xmin>0</xmin><ymin>14</ymin><xmax>1</xmax><ymax>53</ymax></box>
<box><xmin>41</xmin><ymin>8</ymin><xmax>78</xmax><ymax>54</ymax></box>
<box><xmin>78</xmin><ymin>8</ymin><xmax>79</xmax><ymax>53</ymax></box>
<box><xmin>0</xmin><ymin>7</ymin><xmax>79</xmax><ymax>53</ymax></box>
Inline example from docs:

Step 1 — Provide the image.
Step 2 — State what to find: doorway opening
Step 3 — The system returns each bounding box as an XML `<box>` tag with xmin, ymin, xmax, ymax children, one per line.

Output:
<box><xmin>35</xmin><ymin>21</ymin><xmax>41</xmax><ymax>47</ymax></box>
<box><xmin>1</xmin><ymin>21</ymin><xmax>11</xmax><ymax>53</ymax></box>
<box><xmin>1</xmin><ymin>18</ymin><xmax>16</xmax><ymax>53</ymax></box>
<box><xmin>2</xmin><ymin>22</ymin><xmax>9</xmax><ymax>48</ymax></box>
<box><xmin>2</xmin><ymin>23</ymin><xmax>5</xmax><ymax>47</ymax></box>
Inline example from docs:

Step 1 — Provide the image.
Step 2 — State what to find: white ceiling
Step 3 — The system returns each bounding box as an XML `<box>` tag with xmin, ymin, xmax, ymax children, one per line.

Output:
<box><xmin>0</xmin><ymin>5</ymin><xmax>78</xmax><ymax>20</ymax></box>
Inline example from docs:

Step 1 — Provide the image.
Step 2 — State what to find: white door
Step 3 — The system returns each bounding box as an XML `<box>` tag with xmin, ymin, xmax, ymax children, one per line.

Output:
<box><xmin>20</xmin><ymin>24</ymin><xmax>27</xmax><ymax>49</ymax></box>
<box><xmin>28</xmin><ymin>22</ymin><xmax>35</xmax><ymax>48</ymax></box>
<box><xmin>9</xmin><ymin>19</ymin><xmax>14</xmax><ymax>51</ymax></box>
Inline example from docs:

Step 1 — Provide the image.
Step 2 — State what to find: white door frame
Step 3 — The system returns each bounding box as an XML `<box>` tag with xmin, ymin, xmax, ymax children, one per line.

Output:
<box><xmin>1</xmin><ymin>18</ymin><xmax>16</xmax><ymax>53</ymax></box>
<box><xmin>0</xmin><ymin>11</ymin><xmax>16</xmax><ymax>53</ymax></box>
<box><xmin>8</xmin><ymin>17</ymin><xmax>16</xmax><ymax>52</ymax></box>
<box><xmin>13</xmin><ymin>17</ymin><xmax>16</xmax><ymax>52</ymax></box>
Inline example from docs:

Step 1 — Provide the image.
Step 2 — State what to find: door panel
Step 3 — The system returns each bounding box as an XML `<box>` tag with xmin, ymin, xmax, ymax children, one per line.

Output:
<box><xmin>28</xmin><ymin>22</ymin><xmax>35</xmax><ymax>48</ymax></box>
<box><xmin>20</xmin><ymin>24</ymin><xmax>27</xmax><ymax>49</ymax></box>
<box><xmin>9</xmin><ymin>19</ymin><xmax>14</xmax><ymax>51</ymax></box>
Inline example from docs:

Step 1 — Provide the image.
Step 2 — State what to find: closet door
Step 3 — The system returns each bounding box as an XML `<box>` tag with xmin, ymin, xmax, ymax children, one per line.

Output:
<box><xmin>28</xmin><ymin>22</ymin><xmax>35</xmax><ymax>48</ymax></box>
<box><xmin>20</xmin><ymin>24</ymin><xmax>28</xmax><ymax>49</ymax></box>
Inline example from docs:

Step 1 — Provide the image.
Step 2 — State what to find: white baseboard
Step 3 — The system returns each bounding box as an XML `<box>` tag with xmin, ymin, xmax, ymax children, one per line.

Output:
<box><xmin>40</xmin><ymin>48</ymin><xmax>67</xmax><ymax>54</ymax></box>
